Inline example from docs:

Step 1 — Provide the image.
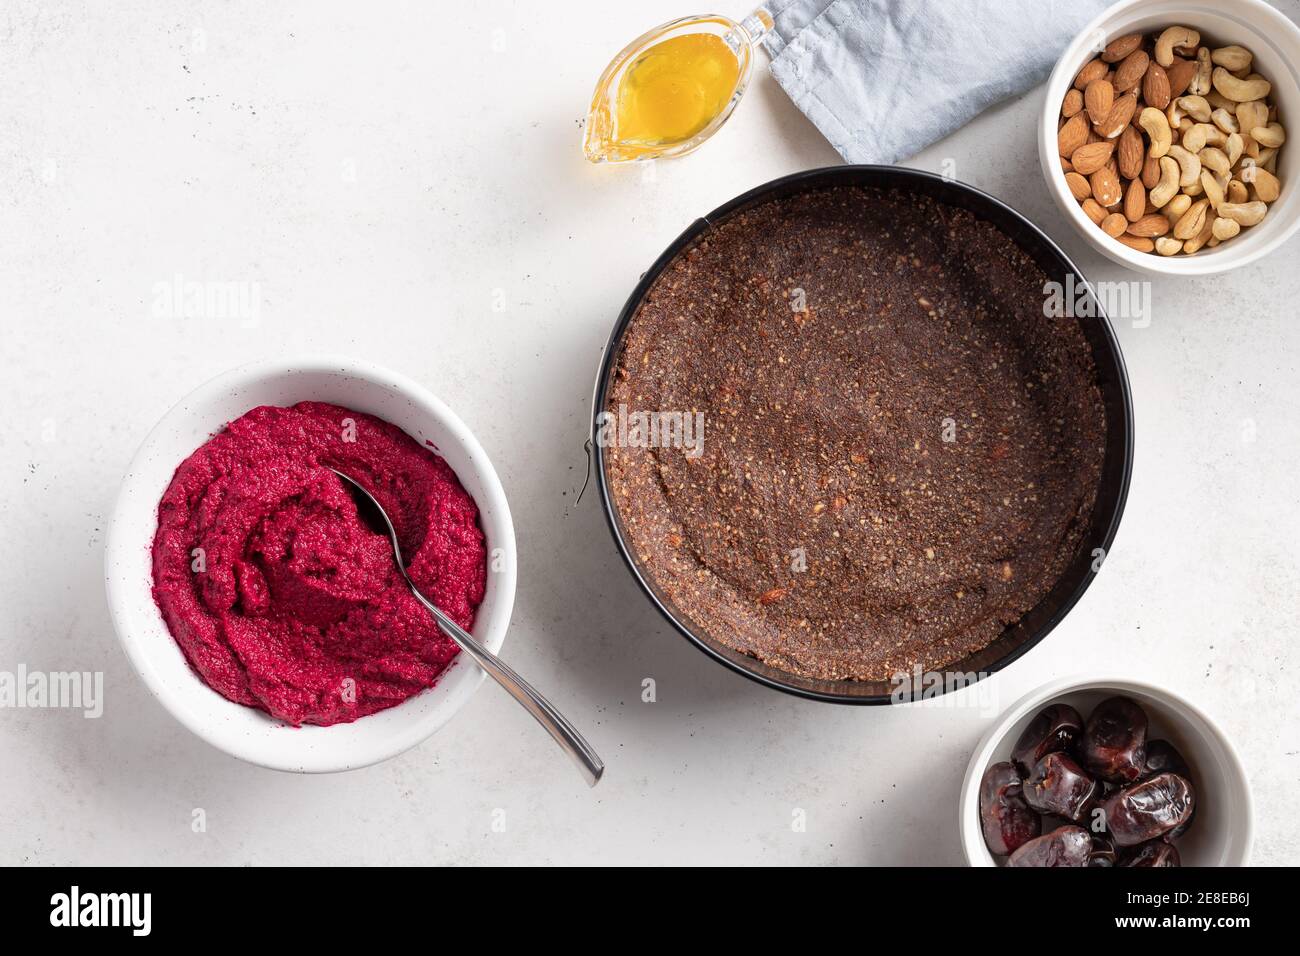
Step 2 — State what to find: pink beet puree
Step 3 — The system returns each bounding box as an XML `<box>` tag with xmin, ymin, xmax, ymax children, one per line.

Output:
<box><xmin>150</xmin><ymin>401</ymin><xmax>487</xmax><ymax>726</ymax></box>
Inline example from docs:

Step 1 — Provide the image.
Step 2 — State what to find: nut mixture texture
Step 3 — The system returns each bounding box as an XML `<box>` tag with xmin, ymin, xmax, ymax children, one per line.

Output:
<box><xmin>605</xmin><ymin>187</ymin><xmax>1107</xmax><ymax>682</ymax></box>
<box><xmin>1059</xmin><ymin>26</ymin><xmax>1284</xmax><ymax>256</ymax></box>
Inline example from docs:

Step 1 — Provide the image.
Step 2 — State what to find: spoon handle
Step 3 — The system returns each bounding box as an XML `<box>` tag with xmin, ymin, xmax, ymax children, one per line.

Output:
<box><xmin>408</xmin><ymin>588</ymin><xmax>605</xmax><ymax>787</ymax></box>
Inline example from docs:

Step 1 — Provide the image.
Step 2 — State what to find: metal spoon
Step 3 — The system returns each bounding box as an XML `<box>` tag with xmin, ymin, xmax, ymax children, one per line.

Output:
<box><xmin>330</xmin><ymin>468</ymin><xmax>604</xmax><ymax>787</ymax></box>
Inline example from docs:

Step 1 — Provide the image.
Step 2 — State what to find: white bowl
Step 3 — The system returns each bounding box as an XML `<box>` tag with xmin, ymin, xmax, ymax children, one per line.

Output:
<box><xmin>104</xmin><ymin>356</ymin><xmax>517</xmax><ymax>772</ymax></box>
<box><xmin>1040</xmin><ymin>0</ymin><xmax>1300</xmax><ymax>275</ymax></box>
<box><xmin>959</xmin><ymin>675</ymin><xmax>1253</xmax><ymax>866</ymax></box>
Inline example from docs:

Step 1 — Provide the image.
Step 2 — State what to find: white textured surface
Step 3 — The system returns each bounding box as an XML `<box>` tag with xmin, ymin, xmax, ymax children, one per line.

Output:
<box><xmin>0</xmin><ymin>0</ymin><xmax>1296</xmax><ymax>865</ymax></box>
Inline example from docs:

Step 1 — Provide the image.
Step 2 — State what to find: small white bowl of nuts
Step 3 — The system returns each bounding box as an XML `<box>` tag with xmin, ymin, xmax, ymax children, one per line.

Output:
<box><xmin>1040</xmin><ymin>0</ymin><xmax>1300</xmax><ymax>274</ymax></box>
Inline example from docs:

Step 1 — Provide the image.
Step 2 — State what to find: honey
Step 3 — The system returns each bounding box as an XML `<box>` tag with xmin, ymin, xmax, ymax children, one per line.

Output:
<box><xmin>584</xmin><ymin>11</ymin><xmax>771</xmax><ymax>164</ymax></box>
<box><xmin>614</xmin><ymin>33</ymin><xmax>741</xmax><ymax>146</ymax></box>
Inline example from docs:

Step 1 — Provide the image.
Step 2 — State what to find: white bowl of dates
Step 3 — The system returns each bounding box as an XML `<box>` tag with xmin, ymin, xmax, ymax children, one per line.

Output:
<box><xmin>959</xmin><ymin>676</ymin><xmax>1253</xmax><ymax>866</ymax></box>
<box><xmin>1040</xmin><ymin>0</ymin><xmax>1300</xmax><ymax>275</ymax></box>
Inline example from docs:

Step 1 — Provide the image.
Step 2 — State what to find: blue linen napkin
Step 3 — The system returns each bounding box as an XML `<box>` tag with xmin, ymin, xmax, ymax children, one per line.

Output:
<box><xmin>762</xmin><ymin>0</ymin><xmax>1113</xmax><ymax>164</ymax></box>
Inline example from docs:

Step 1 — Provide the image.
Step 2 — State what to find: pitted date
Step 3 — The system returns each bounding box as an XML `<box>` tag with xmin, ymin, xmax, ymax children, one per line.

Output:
<box><xmin>980</xmin><ymin>695</ymin><xmax>1201</xmax><ymax>865</ymax></box>
<box><xmin>1088</xmin><ymin>832</ymin><xmax>1118</xmax><ymax>867</ymax></box>
<box><xmin>979</xmin><ymin>760</ymin><xmax>1041</xmax><ymax>856</ymax></box>
<box><xmin>1145</xmin><ymin>740</ymin><xmax>1196</xmax><ymax>841</ymax></box>
<box><xmin>1144</xmin><ymin>739</ymin><xmax>1190</xmax><ymax>778</ymax></box>
<box><xmin>1011</xmin><ymin>704</ymin><xmax>1084</xmax><ymax>775</ymax></box>
<box><xmin>1024</xmin><ymin>752</ymin><xmax>1100</xmax><ymax>822</ymax></box>
<box><xmin>1007</xmin><ymin>825</ymin><xmax>1091</xmax><ymax>867</ymax></box>
<box><xmin>1100</xmin><ymin>772</ymin><xmax>1195</xmax><ymax>846</ymax></box>
<box><xmin>1082</xmin><ymin>696</ymin><xmax>1148</xmax><ymax>783</ymax></box>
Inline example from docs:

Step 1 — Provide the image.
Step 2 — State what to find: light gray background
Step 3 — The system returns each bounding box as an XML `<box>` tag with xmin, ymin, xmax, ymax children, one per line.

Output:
<box><xmin>1</xmin><ymin>0</ymin><xmax>1296</xmax><ymax>865</ymax></box>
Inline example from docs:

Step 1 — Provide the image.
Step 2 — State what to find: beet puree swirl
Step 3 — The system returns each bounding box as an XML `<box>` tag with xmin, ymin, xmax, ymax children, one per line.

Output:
<box><xmin>151</xmin><ymin>402</ymin><xmax>487</xmax><ymax>726</ymax></box>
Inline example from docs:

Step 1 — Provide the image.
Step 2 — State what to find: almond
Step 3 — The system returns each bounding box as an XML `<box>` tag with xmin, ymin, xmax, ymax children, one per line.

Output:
<box><xmin>1062</xmin><ymin>88</ymin><xmax>1084</xmax><ymax>118</ymax></box>
<box><xmin>1166</xmin><ymin>57</ymin><xmax>1196</xmax><ymax>98</ymax></box>
<box><xmin>1141</xmin><ymin>154</ymin><xmax>1161</xmax><ymax>189</ymax></box>
<box><xmin>1142</xmin><ymin>63</ymin><xmax>1171</xmax><ymax>109</ymax></box>
<box><xmin>1090</xmin><ymin>165</ymin><xmax>1123</xmax><ymax>207</ymax></box>
<box><xmin>1057</xmin><ymin>113</ymin><xmax>1090</xmax><ymax>157</ymax></box>
<box><xmin>1074</xmin><ymin>57</ymin><xmax>1108</xmax><ymax>90</ymax></box>
<box><xmin>1124</xmin><ymin>178</ymin><xmax>1146</xmax><ymax>222</ymax></box>
<box><xmin>1114</xmin><ymin>49</ymin><xmax>1150</xmax><ymax>92</ymax></box>
<box><xmin>1095</xmin><ymin>92</ymin><xmax>1138</xmax><ymax>138</ymax></box>
<box><xmin>1117</xmin><ymin>125</ymin><xmax>1144</xmax><ymax>179</ymax></box>
<box><xmin>1071</xmin><ymin>140</ymin><xmax>1114</xmax><ymax>175</ymax></box>
<box><xmin>1126</xmin><ymin>212</ymin><xmax>1170</xmax><ymax>237</ymax></box>
<box><xmin>1102</xmin><ymin>33</ymin><xmax>1143</xmax><ymax>63</ymax></box>
<box><xmin>1100</xmin><ymin>212</ymin><xmax>1128</xmax><ymax>237</ymax></box>
<box><xmin>1084</xmin><ymin>78</ymin><xmax>1114</xmax><ymax>124</ymax></box>
<box><xmin>1081</xmin><ymin>198</ymin><xmax>1107</xmax><ymax>224</ymax></box>
<box><xmin>1065</xmin><ymin>171</ymin><xmax>1092</xmax><ymax>201</ymax></box>
<box><xmin>1115</xmin><ymin>234</ymin><xmax>1155</xmax><ymax>252</ymax></box>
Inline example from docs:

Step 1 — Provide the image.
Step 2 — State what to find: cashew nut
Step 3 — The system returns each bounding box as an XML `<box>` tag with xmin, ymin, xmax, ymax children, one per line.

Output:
<box><xmin>1218</xmin><ymin>200</ymin><xmax>1268</xmax><ymax>226</ymax></box>
<box><xmin>1182</xmin><ymin>123</ymin><xmax>1209</xmax><ymax>153</ymax></box>
<box><xmin>1225</xmin><ymin>132</ymin><xmax>1244</xmax><ymax>167</ymax></box>
<box><xmin>1139</xmin><ymin>107</ymin><xmax>1173</xmax><ymax>158</ymax></box>
<box><xmin>1173</xmin><ymin>199</ymin><xmax>1210</xmax><ymax>240</ymax></box>
<box><xmin>1227</xmin><ymin>179</ymin><xmax>1249</xmax><ymax>204</ymax></box>
<box><xmin>1213</xmin><ymin>67</ymin><xmax>1271</xmax><ymax>102</ymax></box>
<box><xmin>1176</xmin><ymin>95</ymin><xmax>1211</xmax><ymax>122</ymax></box>
<box><xmin>1149</xmin><ymin>156</ymin><xmax>1181</xmax><ymax>207</ymax></box>
<box><xmin>1155</xmin><ymin>26</ymin><xmax>1200</xmax><ymax>67</ymax></box>
<box><xmin>1211</xmin><ymin>45</ymin><xmax>1253</xmax><ymax>73</ymax></box>
<box><xmin>1212</xmin><ymin>217</ymin><xmax>1241</xmax><ymax>241</ymax></box>
<box><xmin>1190</xmin><ymin>49</ymin><xmax>1213</xmax><ymax>96</ymax></box>
<box><xmin>1183</xmin><ymin>216</ymin><xmax>1216</xmax><ymax>254</ymax></box>
<box><xmin>1165</xmin><ymin>193</ymin><xmax>1193</xmax><ymax>221</ymax></box>
<box><xmin>1207</xmin><ymin>90</ymin><xmax>1236</xmax><ymax>112</ymax></box>
<box><xmin>1168</xmin><ymin>144</ymin><xmax>1202</xmax><ymax>187</ymax></box>
<box><xmin>1199</xmin><ymin>146</ymin><xmax>1230</xmax><ymax>175</ymax></box>
<box><xmin>1235</xmin><ymin>101</ymin><xmax>1269</xmax><ymax>135</ymax></box>
<box><xmin>1210</xmin><ymin>108</ymin><xmax>1239</xmax><ymax>134</ymax></box>
<box><xmin>1251</xmin><ymin>122</ymin><xmax>1286</xmax><ymax>148</ymax></box>
<box><xmin>1154</xmin><ymin>237</ymin><xmax>1184</xmax><ymax>256</ymax></box>
<box><xmin>1199</xmin><ymin>170</ymin><xmax>1226</xmax><ymax>209</ymax></box>
<box><xmin>1250</xmin><ymin>167</ymin><xmax>1281</xmax><ymax>202</ymax></box>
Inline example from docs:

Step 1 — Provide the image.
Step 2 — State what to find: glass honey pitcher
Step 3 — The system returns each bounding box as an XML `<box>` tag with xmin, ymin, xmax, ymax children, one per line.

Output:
<box><xmin>583</xmin><ymin>10</ymin><xmax>773</xmax><ymax>164</ymax></box>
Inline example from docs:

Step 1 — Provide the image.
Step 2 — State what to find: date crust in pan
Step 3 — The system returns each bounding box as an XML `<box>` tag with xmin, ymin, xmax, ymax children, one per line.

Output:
<box><xmin>605</xmin><ymin>186</ymin><xmax>1106</xmax><ymax>683</ymax></box>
